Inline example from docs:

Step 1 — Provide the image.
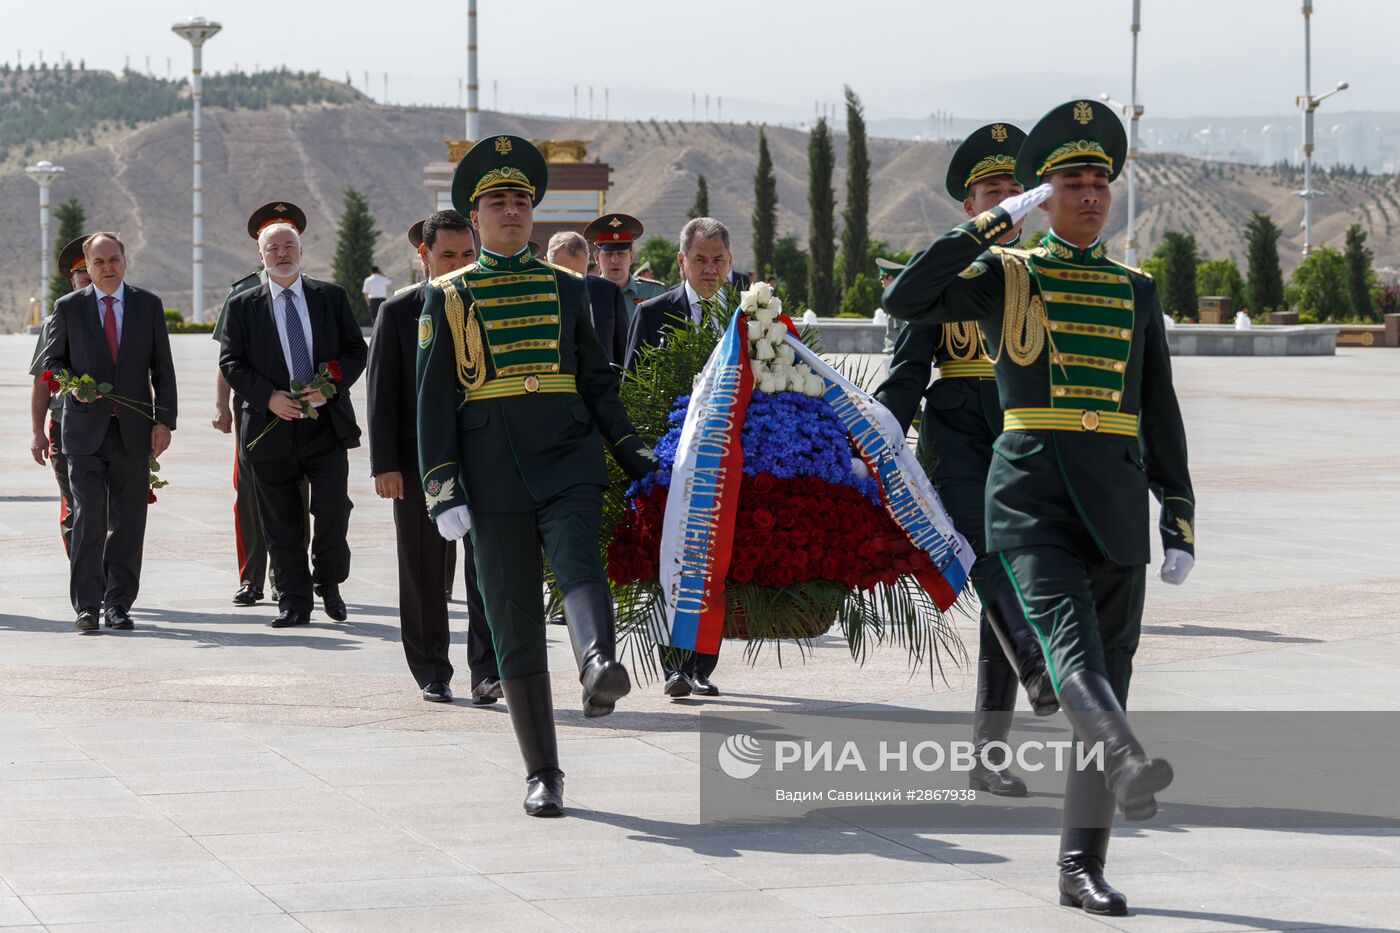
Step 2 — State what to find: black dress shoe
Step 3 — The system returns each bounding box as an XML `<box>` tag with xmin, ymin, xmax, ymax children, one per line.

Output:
<box><xmin>423</xmin><ymin>681</ymin><xmax>453</xmax><ymax>703</ymax></box>
<box><xmin>524</xmin><ymin>768</ymin><xmax>565</xmax><ymax>817</ymax></box>
<box><xmin>687</xmin><ymin>672</ymin><xmax>720</xmax><ymax>697</ymax></box>
<box><xmin>471</xmin><ymin>677</ymin><xmax>502</xmax><ymax>706</ymax></box>
<box><xmin>314</xmin><ymin>583</ymin><xmax>347</xmax><ymax>622</ymax></box>
<box><xmin>969</xmin><ymin>761</ymin><xmax>1028</xmax><ymax>797</ymax></box>
<box><xmin>75</xmin><ymin>611</ymin><xmax>99</xmax><ymax>633</ymax></box>
<box><xmin>270</xmin><ymin>609</ymin><xmax>310</xmax><ymax>628</ymax></box>
<box><xmin>663</xmin><ymin>671</ymin><xmax>693</xmax><ymax>698</ymax></box>
<box><xmin>104</xmin><ymin>607</ymin><xmax>134</xmax><ymax>630</ymax></box>
<box><xmin>232</xmin><ymin>584</ymin><xmax>263</xmax><ymax>606</ymax></box>
<box><xmin>1059</xmin><ymin>855</ymin><xmax>1127</xmax><ymax>916</ymax></box>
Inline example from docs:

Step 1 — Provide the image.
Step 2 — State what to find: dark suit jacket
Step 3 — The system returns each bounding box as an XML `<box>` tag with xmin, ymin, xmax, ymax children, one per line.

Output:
<box><xmin>43</xmin><ymin>282</ymin><xmax>178</xmax><ymax>457</ymax></box>
<box><xmin>218</xmin><ymin>276</ymin><xmax>368</xmax><ymax>462</ymax></box>
<box><xmin>729</xmin><ymin>269</ymin><xmax>752</xmax><ymax>291</ymax></box>
<box><xmin>623</xmin><ymin>283</ymin><xmax>691</xmax><ymax>370</ymax></box>
<box><xmin>367</xmin><ymin>283</ymin><xmax>425</xmax><ymax>477</ymax></box>
<box><xmin>584</xmin><ymin>274</ymin><xmax>629</xmax><ymax>367</ymax></box>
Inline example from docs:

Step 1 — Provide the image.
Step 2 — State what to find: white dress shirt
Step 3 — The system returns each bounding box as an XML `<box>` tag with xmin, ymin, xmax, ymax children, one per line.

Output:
<box><xmin>683</xmin><ymin>281</ymin><xmax>708</xmax><ymax>325</ymax></box>
<box><xmin>267</xmin><ymin>276</ymin><xmax>325</xmax><ymax>410</ymax></box>
<box><xmin>362</xmin><ymin>272</ymin><xmax>391</xmax><ymax>300</ymax></box>
<box><xmin>94</xmin><ymin>281</ymin><xmax>127</xmax><ymax>345</ymax></box>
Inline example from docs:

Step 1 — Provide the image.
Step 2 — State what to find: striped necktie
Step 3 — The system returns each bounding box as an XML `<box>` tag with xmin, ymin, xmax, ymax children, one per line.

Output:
<box><xmin>280</xmin><ymin>289</ymin><xmax>314</xmax><ymax>385</ymax></box>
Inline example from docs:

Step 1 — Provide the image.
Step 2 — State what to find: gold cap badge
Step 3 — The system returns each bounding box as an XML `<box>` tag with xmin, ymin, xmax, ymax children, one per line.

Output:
<box><xmin>495</xmin><ymin>136</ymin><xmax>513</xmax><ymax>154</ymax></box>
<box><xmin>1073</xmin><ymin>101</ymin><xmax>1094</xmax><ymax>125</ymax></box>
<box><xmin>990</xmin><ymin>124</ymin><xmax>1008</xmax><ymax>143</ymax></box>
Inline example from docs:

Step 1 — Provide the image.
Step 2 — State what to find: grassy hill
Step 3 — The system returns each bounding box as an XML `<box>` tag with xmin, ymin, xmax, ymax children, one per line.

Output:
<box><xmin>2</xmin><ymin>80</ymin><xmax>1397</xmax><ymax>328</ymax></box>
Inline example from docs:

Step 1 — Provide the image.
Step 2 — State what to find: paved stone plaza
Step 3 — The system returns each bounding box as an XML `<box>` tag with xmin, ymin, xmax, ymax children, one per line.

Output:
<box><xmin>1</xmin><ymin>334</ymin><xmax>1398</xmax><ymax>932</ymax></box>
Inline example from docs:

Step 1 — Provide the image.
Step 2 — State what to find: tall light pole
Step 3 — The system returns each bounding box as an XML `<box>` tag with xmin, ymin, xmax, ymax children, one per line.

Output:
<box><xmin>1100</xmin><ymin>0</ymin><xmax>1144</xmax><ymax>266</ymax></box>
<box><xmin>1294</xmin><ymin>2</ymin><xmax>1347</xmax><ymax>257</ymax></box>
<box><xmin>466</xmin><ymin>0</ymin><xmax>479</xmax><ymax>140</ymax></box>
<box><xmin>25</xmin><ymin>160</ymin><xmax>65</xmax><ymax>318</ymax></box>
<box><xmin>172</xmin><ymin>16</ymin><xmax>222</xmax><ymax>323</ymax></box>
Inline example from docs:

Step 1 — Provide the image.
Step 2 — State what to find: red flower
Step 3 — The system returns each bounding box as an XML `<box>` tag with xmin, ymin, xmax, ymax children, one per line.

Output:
<box><xmin>147</xmin><ymin>490</ymin><xmax>158</xmax><ymax>504</ymax></box>
<box><xmin>731</xmin><ymin>562</ymin><xmax>755</xmax><ymax>584</ymax></box>
<box><xmin>325</xmin><ymin>360</ymin><xmax>343</xmax><ymax>381</ymax></box>
<box><xmin>750</xmin><ymin>473</ymin><xmax>777</xmax><ymax>494</ymax></box>
<box><xmin>753</xmin><ymin>509</ymin><xmax>775</xmax><ymax>530</ymax></box>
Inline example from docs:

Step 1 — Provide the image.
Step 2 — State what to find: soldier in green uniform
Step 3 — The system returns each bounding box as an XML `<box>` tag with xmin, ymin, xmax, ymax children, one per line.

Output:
<box><xmin>877</xmin><ymin>257</ymin><xmax>907</xmax><ymax>354</ymax></box>
<box><xmin>417</xmin><ymin>136</ymin><xmax>657</xmax><ymax>818</ymax></box>
<box><xmin>876</xmin><ymin>124</ymin><xmax>1058</xmax><ymax>802</ymax></box>
<box><xmin>28</xmin><ymin>237</ymin><xmax>92</xmax><ymax>553</ymax></box>
<box><xmin>883</xmin><ymin>100</ymin><xmax>1195</xmax><ymax>917</ymax></box>
<box><xmin>212</xmin><ymin>202</ymin><xmax>310</xmax><ymax>606</ymax></box>
<box><xmin>584</xmin><ymin>212</ymin><xmax>666</xmax><ymax>325</ymax></box>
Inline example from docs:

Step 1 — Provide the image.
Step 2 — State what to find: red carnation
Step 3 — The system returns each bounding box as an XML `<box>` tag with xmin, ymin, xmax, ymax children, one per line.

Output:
<box><xmin>325</xmin><ymin>360</ymin><xmax>343</xmax><ymax>381</ymax></box>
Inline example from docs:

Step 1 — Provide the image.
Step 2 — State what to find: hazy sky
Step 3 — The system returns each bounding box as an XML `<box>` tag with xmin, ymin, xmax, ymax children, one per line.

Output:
<box><xmin>5</xmin><ymin>0</ymin><xmax>1393</xmax><ymax>124</ymax></box>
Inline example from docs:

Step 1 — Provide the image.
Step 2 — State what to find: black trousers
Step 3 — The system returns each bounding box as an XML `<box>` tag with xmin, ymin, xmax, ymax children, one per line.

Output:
<box><xmin>66</xmin><ymin>420</ymin><xmax>148</xmax><ymax>614</ymax></box>
<box><xmin>249</xmin><ymin>417</ymin><xmax>352</xmax><ymax>614</ymax></box>
<box><xmin>233</xmin><ymin>414</ymin><xmax>308</xmax><ymax>593</ymax></box>
<box><xmin>393</xmin><ymin>474</ymin><xmax>499</xmax><ymax>688</ymax></box>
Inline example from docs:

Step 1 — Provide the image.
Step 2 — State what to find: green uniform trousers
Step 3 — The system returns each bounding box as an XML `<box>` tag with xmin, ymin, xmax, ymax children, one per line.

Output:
<box><xmin>998</xmin><ymin>542</ymin><xmax>1145</xmax><ymax>704</ymax></box>
<box><xmin>470</xmin><ymin>484</ymin><xmax>607</xmax><ymax>680</ymax></box>
<box><xmin>49</xmin><ymin>414</ymin><xmax>76</xmax><ymax>554</ymax></box>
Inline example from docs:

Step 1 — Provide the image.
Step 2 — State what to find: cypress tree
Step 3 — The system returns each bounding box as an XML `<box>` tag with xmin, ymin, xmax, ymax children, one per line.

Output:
<box><xmin>1155</xmin><ymin>230</ymin><xmax>1199</xmax><ymax>319</ymax></box>
<box><xmin>687</xmin><ymin>174</ymin><xmax>709</xmax><ymax>220</ymax></box>
<box><xmin>1343</xmin><ymin>223</ymin><xmax>1376</xmax><ymax>320</ymax></box>
<box><xmin>332</xmin><ymin>187</ymin><xmax>380</xmax><ymax>326</ymax></box>
<box><xmin>752</xmin><ymin>128</ymin><xmax>777</xmax><ymax>278</ymax></box>
<box><xmin>48</xmin><ymin>196</ymin><xmax>87</xmax><ymax>305</ymax></box>
<box><xmin>807</xmin><ymin>117</ymin><xmax>836</xmax><ymax>315</ymax></box>
<box><xmin>1244</xmin><ymin>212</ymin><xmax>1285</xmax><ymax>312</ymax></box>
<box><xmin>840</xmin><ymin>85</ymin><xmax>869</xmax><ymax>293</ymax></box>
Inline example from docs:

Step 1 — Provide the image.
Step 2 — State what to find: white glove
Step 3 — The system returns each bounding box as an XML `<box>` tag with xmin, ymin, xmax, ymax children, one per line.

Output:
<box><xmin>1158</xmin><ymin>548</ymin><xmax>1194</xmax><ymax>585</ymax></box>
<box><xmin>998</xmin><ymin>182</ymin><xmax>1055</xmax><ymax>225</ymax></box>
<box><xmin>434</xmin><ymin>505</ymin><xmax>472</xmax><ymax>542</ymax></box>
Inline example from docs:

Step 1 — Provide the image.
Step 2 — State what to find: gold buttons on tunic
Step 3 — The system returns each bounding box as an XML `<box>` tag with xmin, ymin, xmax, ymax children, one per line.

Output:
<box><xmin>524</xmin><ymin>375</ymin><xmax>540</xmax><ymax>393</ymax></box>
<box><xmin>1081</xmin><ymin>410</ymin><xmax>1101</xmax><ymax>431</ymax></box>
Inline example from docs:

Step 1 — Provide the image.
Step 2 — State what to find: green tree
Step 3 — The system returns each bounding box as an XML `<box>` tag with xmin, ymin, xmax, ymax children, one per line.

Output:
<box><xmin>1153</xmin><ymin>230</ymin><xmax>1199</xmax><ymax>319</ymax></box>
<box><xmin>751</xmin><ymin>128</ymin><xmax>777</xmax><ymax>278</ymax></box>
<box><xmin>1343</xmin><ymin>223</ymin><xmax>1377</xmax><ymax>320</ymax></box>
<box><xmin>840</xmin><ymin>85</ymin><xmax>869</xmax><ymax>295</ymax></box>
<box><xmin>806</xmin><ymin>117</ymin><xmax>836</xmax><ymax>314</ymax></box>
<box><xmin>636</xmin><ymin>235</ymin><xmax>677</xmax><ymax>284</ymax></box>
<box><xmin>840</xmin><ymin>273</ymin><xmax>880</xmax><ymax>317</ymax></box>
<box><xmin>772</xmin><ymin>235</ymin><xmax>809</xmax><ymax>307</ymax></box>
<box><xmin>687</xmin><ymin>174</ymin><xmax>709</xmax><ymax>220</ymax></box>
<box><xmin>47</xmin><ymin>196</ymin><xmax>86</xmax><ymax>305</ymax></box>
<box><xmin>332</xmin><ymin>187</ymin><xmax>380</xmax><ymax>326</ymax></box>
<box><xmin>1288</xmin><ymin>245</ymin><xmax>1349</xmax><ymax>320</ymax></box>
<box><xmin>1244</xmin><ymin>211</ymin><xmax>1285</xmax><ymax>312</ymax></box>
<box><xmin>1195</xmin><ymin>257</ymin><xmax>1246</xmax><ymax>313</ymax></box>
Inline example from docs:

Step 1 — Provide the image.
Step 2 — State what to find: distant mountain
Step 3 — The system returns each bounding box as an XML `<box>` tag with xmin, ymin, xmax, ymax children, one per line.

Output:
<box><xmin>3</xmin><ymin>88</ymin><xmax>1398</xmax><ymax>327</ymax></box>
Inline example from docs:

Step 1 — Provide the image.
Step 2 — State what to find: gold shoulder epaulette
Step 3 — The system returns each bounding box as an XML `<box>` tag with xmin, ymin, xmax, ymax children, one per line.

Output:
<box><xmin>536</xmin><ymin>258</ymin><xmax>584</xmax><ymax>279</ymax></box>
<box><xmin>1107</xmin><ymin>258</ymin><xmax>1151</xmax><ymax>279</ymax></box>
<box><xmin>430</xmin><ymin>262</ymin><xmax>479</xmax><ymax>288</ymax></box>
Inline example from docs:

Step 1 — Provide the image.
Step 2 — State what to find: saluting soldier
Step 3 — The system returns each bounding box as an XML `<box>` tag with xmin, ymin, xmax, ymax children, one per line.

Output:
<box><xmin>417</xmin><ymin>136</ymin><xmax>656</xmax><ymax>818</ymax></box>
<box><xmin>877</xmin><ymin>124</ymin><xmax>1057</xmax><ymax>801</ymax></box>
<box><xmin>28</xmin><ymin>237</ymin><xmax>92</xmax><ymax>553</ymax></box>
<box><xmin>368</xmin><ymin>212</ymin><xmax>500</xmax><ymax>705</ymax></box>
<box><xmin>584</xmin><ymin>212</ymin><xmax>665</xmax><ymax>325</ymax></box>
<box><xmin>213</xmin><ymin>202</ymin><xmax>310</xmax><ymax>607</ymax></box>
<box><xmin>882</xmin><ymin>100</ymin><xmax>1195</xmax><ymax>917</ymax></box>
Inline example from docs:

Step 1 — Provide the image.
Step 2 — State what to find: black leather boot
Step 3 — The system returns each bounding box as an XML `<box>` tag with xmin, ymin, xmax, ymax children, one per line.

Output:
<box><xmin>983</xmin><ymin>588</ymin><xmax>1059</xmax><ymax>715</ymax></box>
<box><xmin>500</xmin><ymin>673</ymin><xmax>564</xmax><ymax>817</ymax></box>
<box><xmin>562</xmin><ymin>581</ymin><xmax>631</xmax><ymax>718</ymax></box>
<box><xmin>1058</xmin><ymin>828</ymin><xmax>1125</xmax><ymax>915</ymax></box>
<box><xmin>1057</xmin><ymin>670</ymin><xmax>1172</xmax><ymax>820</ymax></box>
<box><xmin>969</xmin><ymin>660</ymin><xmax>1028</xmax><ymax>797</ymax></box>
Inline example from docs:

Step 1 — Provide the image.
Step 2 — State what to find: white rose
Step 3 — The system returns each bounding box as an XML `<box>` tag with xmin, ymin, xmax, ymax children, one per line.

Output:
<box><xmin>759</xmin><ymin>375</ymin><xmax>778</xmax><ymax>394</ymax></box>
<box><xmin>755</xmin><ymin>307</ymin><xmax>775</xmax><ymax>326</ymax></box>
<box><xmin>746</xmin><ymin>320</ymin><xmax>763</xmax><ymax>341</ymax></box>
<box><xmin>750</xmin><ymin>360</ymin><xmax>764</xmax><ymax>380</ymax></box>
<box><xmin>804</xmin><ymin>374</ymin><xmax>825</xmax><ymax>396</ymax></box>
<box><xmin>767</xmin><ymin>323</ymin><xmax>787</xmax><ymax>343</ymax></box>
<box><xmin>755</xmin><ymin>281</ymin><xmax>774</xmax><ymax>304</ymax></box>
<box><xmin>776</xmin><ymin>344</ymin><xmax>795</xmax><ymax>365</ymax></box>
<box><xmin>769</xmin><ymin>297</ymin><xmax>782</xmax><ymax>316</ymax></box>
<box><xmin>740</xmin><ymin>290</ymin><xmax>758</xmax><ymax>312</ymax></box>
<box><xmin>755</xmin><ymin>340</ymin><xmax>775</xmax><ymax>361</ymax></box>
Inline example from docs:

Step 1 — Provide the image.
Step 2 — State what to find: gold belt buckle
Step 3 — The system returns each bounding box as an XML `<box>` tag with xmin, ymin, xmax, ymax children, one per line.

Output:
<box><xmin>523</xmin><ymin>374</ymin><xmax>540</xmax><ymax>393</ymax></box>
<box><xmin>1080</xmin><ymin>410</ymin><xmax>1101</xmax><ymax>432</ymax></box>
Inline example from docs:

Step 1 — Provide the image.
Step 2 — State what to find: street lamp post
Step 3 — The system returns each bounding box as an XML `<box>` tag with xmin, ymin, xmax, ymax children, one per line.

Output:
<box><xmin>24</xmin><ymin>159</ymin><xmax>65</xmax><ymax>319</ymax></box>
<box><xmin>1100</xmin><ymin>0</ymin><xmax>1144</xmax><ymax>266</ymax></box>
<box><xmin>172</xmin><ymin>16</ymin><xmax>222</xmax><ymax>323</ymax></box>
<box><xmin>1295</xmin><ymin>1</ymin><xmax>1347</xmax><ymax>257</ymax></box>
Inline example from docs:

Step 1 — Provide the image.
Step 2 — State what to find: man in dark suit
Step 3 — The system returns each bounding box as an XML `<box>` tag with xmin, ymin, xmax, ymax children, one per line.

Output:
<box><xmin>623</xmin><ymin>216</ymin><xmax>739</xmax><ymax>697</ymax></box>
<box><xmin>368</xmin><ymin>211</ymin><xmax>500</xmax><ymax>705</ymax></box>
<box><xmin>42</xmin><ymin>233</ymin><xmax>178</xmax><ymax>633</ymax></box>
<box><xmin>219</xmin><ymin>220</ymin><xmax>367</xmax><ymax>628</ymax></box>
<box><xmin>623</xmin><ymin>216</ymin><xmax>733</xmax><ymax>371</ymax></box>
<box><xmin>546</xmin><ymin>231</ymin><xmax>628</xmax><ymax>366</ymax></box>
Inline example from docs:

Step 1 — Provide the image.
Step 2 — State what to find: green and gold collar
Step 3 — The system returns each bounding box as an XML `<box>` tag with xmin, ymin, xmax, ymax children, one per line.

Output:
<box><xmin>1041</xmin><ymin>231</ymin><xmax>1107</xmax><ymax>265</ymax></box>
<box><xmin>477</xmin><ymin>245</ymin><xmax>535</xmax><ymax>273</ymax></box>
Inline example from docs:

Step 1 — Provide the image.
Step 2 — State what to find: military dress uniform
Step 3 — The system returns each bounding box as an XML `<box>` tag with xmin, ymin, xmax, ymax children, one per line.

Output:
<box><xmin>417</xmin><ymin>136</ymin><xmax>655</xmax><ymax>817</ymax></box>
<box><xmin>215</xmin><ymin>201</ymin><xmax>312</xmax><ymax>604</ymax></box>
<box><xmin>875</xmin><ymin>123</ymin><xmax>1057</xmax><ymax>801</ymax></box>
<box><xmin>883</xmin><ymin>100</ymin><xmax>1194</xmax><ymax>917</ymax></box>
<box><xmin>583</xmin><ymin>213</ymin><xmax>666</xmax><ymax>326</ymax></box>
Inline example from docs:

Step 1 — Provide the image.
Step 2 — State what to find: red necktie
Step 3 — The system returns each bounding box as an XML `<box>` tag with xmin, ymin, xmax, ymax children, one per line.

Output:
<box><xmin>102</xmin><ymin>296</ymin><xmax>119</xmax><ymax>415</ymax></box>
